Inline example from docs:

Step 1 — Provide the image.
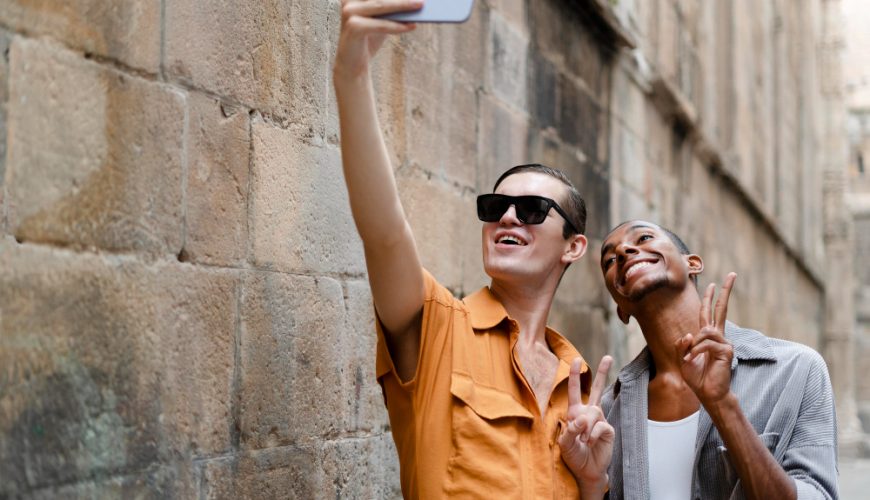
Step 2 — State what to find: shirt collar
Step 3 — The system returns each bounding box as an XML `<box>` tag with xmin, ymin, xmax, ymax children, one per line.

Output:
<box><xmin>463</xmin><ymin>286</ymin><xmax>510</xmax><ymax>330</ymax></box>
<box><xmin>462</xmin><ymin>286</ymin><xmax>582</xmax><ymax>365</ymax></box>
<box><xmin>617</xmin><ymin>321</ymin><xmax>776</xmax><ymax>382</ymax></box>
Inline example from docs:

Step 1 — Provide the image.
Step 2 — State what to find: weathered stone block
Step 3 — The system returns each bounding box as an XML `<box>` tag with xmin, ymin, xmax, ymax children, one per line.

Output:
<box><xmin>165</xmin><ymin>0</ymin><xmax>332</xmax><ymax>133</ymax></box>
<box><xmin>342</xmin><ymin>280</ymin><xmax>392</xmax><ymax>432</ymax></box>
<box><xmin>21</xmin><ymin>464</ymin><xmax>189</xmax><ymax>500</ymax></box>
<box><xmin>404</xmin><ymin>71</ymin><xmax>478</xmax><ymax>187</ymax></box>
<box><xmin>184</xmin><ymin>93</ymin><xmax>251</xmax><ymax>266</ymax></box>
<box><xmin>0</xmin><ymin>0</ymin><xmax>160</xmax><ymax>73</ymax></box>
<box><xmin>6</xmin><ymin>38</ymin><xmax>185</xmax><ymax>256</ymax></box>
<box><xmin>0</xmin><ymin>242</ymin><xmax>236</xmax><ymax>495</ymax></box>
<box><xmin>249</xmin><ymin>121</ymin><xmax>363</xmax><ymax>274</ymax></box>
<box><xmin>320</xmin><ymin>434</ymin><xmax>402</xmax><ymax>499</ymax></box>
<box><xmin>396</xmin><ymin>166</ymin><xmax>477</xmax><ymax>294</ymax></box>
<box><xmin>488</xmin><ymin>11</ymin><xmax>529</xmax><ymax>110</ymax></box>
<box><xmin>548</xmin><ymin>304</ymin><xmax>610</xmax><ymax>378</ymax></box>
<box><xmin>450</xmin><ymin>0</ymin><xmax>490</xmax><ymax>84</ymax></box>
<box><xmin>557</xmin><ymin>74</ymin><xmax>606</xmax><ymax>165</ymax></box>
<box><xmin>199</xmin><ymin>447</ymin><xmax>322</xmax><ymax>500</ymax></box>
<box><xmin>477</xmin><ymin>94</ymin><xmax>530</xmax><ymax>193</ymax></box>
<box><xmin>0</xmin><ymin>30</ymin><xmax>9</xmax><ymax>185</ymax></box>
<box><xmin>528</xmin><ymin>55</ymin><xmax>559</xmax><ymax>130</ymax></box>
<box><xmin>488</xmin><ymin>0</ymin><xmax>526</xmax><ymax>33</ymax></box>
<box><xmin>239</xmin><ymin>272</ymin><xmax>346</xmax><ymax>449</ymax></box>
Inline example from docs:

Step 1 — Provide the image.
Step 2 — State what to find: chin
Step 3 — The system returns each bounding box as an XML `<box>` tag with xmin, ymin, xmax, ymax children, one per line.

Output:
<box><xmin>626</xmin><ymin>277</ymin><xmax>669</xmax><ymax>302</ymax></box>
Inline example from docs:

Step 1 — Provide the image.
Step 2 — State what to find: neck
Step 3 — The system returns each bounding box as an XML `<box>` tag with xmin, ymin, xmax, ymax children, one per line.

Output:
<box><xmin>489</xmin><ymin>276</ymin><xmax>558</xmax><ymax>346</ymax></box>
<box><xmin>631</xmin><ymin>286</ymin><xmax>703</xmax><ymax>373</ymax></box>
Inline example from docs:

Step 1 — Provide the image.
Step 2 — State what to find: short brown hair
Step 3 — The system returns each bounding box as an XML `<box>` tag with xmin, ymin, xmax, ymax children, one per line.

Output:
<box><xmin>492</xmin><ymin>164</ymin><xmax>587</xmax><ymax>238</ymax></box>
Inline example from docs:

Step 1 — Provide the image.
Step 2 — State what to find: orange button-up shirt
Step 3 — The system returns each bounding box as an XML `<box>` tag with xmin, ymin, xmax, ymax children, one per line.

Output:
<box><xmin>376</xmin><ymin>270</ymin><xmax>591</xmax><ymax>499</ymax></box>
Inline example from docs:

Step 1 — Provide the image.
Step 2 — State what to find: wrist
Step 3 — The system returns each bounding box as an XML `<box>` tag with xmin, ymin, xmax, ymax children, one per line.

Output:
<box><xmin>702</xmin><ymin>391</ymin><xmax>739</xmax><ymax>421</ymax></box>
<box><xmin>577</xmin><ymin>473</ymin><xmax>609</xmax><ymax>498</ymax></box>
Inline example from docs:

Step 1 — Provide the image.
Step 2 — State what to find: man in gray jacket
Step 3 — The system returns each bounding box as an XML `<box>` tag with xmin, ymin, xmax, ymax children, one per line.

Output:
<box><xmin>597</xmin><ymin>220</ymin><xmax>838</xmax><ymax>499</ymax></box>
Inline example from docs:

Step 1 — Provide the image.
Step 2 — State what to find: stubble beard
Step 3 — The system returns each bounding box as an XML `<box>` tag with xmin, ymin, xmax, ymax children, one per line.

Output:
<box><xmin>626</xmin><ymin>276</ymin><xmax>669</xmax><ymax>302</ymax></box>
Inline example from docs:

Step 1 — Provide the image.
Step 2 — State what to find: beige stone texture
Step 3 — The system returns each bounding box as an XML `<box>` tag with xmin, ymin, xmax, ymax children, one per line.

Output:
<box><xmin>238</xmin><ymin>272</ymin><xmax>346</xmax><ymax>449</ymax></box>
<box><xmin>319</xmin><ymin>434</ymin><xmax>402</xmax><ymax>499</ymax></box>
<box><xmin>0</xmin><ymin>241</ymin><xmax>236</xmax><ymax>494</ymax></box>
<box><xmin>477</xmin><ymin>93</ymin><xmax>530</xmax><ymax>192</ymax></box>
<box><xmin>0</xmin><ymin>30</ymin><xmax>8</xmax><ymax>234</ymax></box>
<box><xmin>396</xmin><ymin>165</ymin><xmax>479</xmax><ymax>295</ymax></box>
<box><xmin>184</xmin><ymin>93</ymin><xmax>251</xmax><ymax>266</ymax></box>
<box><xmin>165</xmin><ymin>0</ymin><xmax>333</xmax><ymax>132</ymax></box>
<box><xmin>249</xmin><ymin>121</ymin><xmax>363</xmax><ymax>275</ymax></box>
<box><xmin>5</xmin><ymin>38</ymin><xmax>185</xmax><ymax>256</ymax></box>
<box><xmin>487</xmin><ymin>11</ymin><xmax>529</xmax><ymax>111</ymax></box>
<box><xmin>0</xmin><ymin>0</ymin><xmax>161</xmax><ymax>73</ymax></box>
<box><xmin>340</xmin><ymin>281</ymin><xmax>393</xmax><ymax>429</ymax></box>
<box><xmin>199</xmin><ymin>447</ymin><xmax>321</xmax><ymax>500</ymax></box>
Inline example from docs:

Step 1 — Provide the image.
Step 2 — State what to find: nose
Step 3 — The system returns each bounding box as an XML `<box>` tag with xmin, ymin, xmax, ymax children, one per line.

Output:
<box><xmin>499</xmin><ymin>204</ymin><xmax>522</xmax><ymax>226</ymax></box>
<box><xmin>615</xmin><ymin>242</ymin><xmax>639</xmax><ymax>262</ymax></box>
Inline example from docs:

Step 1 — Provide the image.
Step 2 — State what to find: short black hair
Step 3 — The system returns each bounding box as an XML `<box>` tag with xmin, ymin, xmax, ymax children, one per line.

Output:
<box><xmin>493</xmin><ymin>164</ymin><xmax>587</xmax><ymax>238</ymax></box>
<box><xmin>659</xmin><ymin>226</ymin><xmax>698</xmax><ymax>286</ymax></box>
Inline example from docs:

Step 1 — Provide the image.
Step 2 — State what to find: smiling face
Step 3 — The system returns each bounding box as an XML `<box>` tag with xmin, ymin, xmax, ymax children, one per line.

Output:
<box><xmin>599</xmin><ymin>221</ymin><xmax>702</xmax><ymax>317</ymax></box>
<box><xmin>481</xmin><ymin>172</ymin><xmax>587</xmax><ymax>285</ymax></box>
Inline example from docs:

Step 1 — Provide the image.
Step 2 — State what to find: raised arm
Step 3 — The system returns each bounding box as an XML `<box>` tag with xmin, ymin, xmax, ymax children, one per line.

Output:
<box><xmin>334</xmin><ymin>0</ymin><xmax>426</xmax><ymax>381</ymax></box>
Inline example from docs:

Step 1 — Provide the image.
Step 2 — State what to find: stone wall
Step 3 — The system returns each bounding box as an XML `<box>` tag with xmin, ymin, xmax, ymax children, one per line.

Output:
<box><xmin>0</xmin><ymin>0</ymin><xmax>852</xmax><ymax>497</ymax></box>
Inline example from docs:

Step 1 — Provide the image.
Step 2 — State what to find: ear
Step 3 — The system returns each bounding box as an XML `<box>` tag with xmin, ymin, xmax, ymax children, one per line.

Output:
<box><xmin>562</xmin><ymin>234</ymin><xmax>588</xmax><ymax>264</ymax></box>
<box><xmin>617</xmin><ymin>306</ymin><xmax>630</xmax><ymax>324</ymax></box>
<box><xmin>686</xmin><ymin>254</ymin><xmax>704</xmax><ymax>277</ymax></box>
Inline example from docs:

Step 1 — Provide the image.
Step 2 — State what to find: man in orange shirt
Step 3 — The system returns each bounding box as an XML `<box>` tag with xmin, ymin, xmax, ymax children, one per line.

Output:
<box><xmin>334</xmin><ymin>1</ymin><xmax>612</xmax><ymax>498</ymax></box>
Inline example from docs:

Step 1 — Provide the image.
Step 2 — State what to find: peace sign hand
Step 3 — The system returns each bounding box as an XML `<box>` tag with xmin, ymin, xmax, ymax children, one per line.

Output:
<box><xmin>558</xmin><ymin>356</ymin><xmax>614</xmax><ymax>494</ymax></box>
<box><xmin>674</xmin><ymin>272</ymin><xmax>737</xmax><ymax>406</ymax></box>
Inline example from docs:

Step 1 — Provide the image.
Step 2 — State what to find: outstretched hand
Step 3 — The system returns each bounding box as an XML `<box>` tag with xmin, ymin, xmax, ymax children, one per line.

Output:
<box><xmin>674</xmin><ymin>272</ymin><xmax>737</xmax><ymax>406</ymax></box>
<box><xmin>558</xmin><ymin>356</ymin><xmax>614</xmax><ymax>492</ymax></box>
<box><xmin>335</xmin><ymin>0</ymin><xmax>421</xmax><ymax>79</ymax></box>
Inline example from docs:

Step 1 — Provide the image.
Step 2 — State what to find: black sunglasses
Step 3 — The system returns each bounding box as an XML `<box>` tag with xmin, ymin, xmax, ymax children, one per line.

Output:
<box><xmin>476</xmin><ymin>194</ymin><xmax>579</xmax><ymax>234</ymax></box>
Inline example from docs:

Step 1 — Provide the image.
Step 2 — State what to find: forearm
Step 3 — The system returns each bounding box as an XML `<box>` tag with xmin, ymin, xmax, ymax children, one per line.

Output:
<box><xmin>334</xmin><ymin>71</ymin><xmax>409</xmax><ymax>246</ymax></box>
<box><xmin>706</xmin><ymin>393</ymin><xmax>796</xmax><ymax>500</ymax></box>
<box><xmin>333</xmin><ymin>63</ymin><xmax>423</xmax><ymax>337</ymax></box>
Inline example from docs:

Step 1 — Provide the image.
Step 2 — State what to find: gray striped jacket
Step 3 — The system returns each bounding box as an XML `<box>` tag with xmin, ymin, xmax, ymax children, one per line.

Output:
<box><xmin>602</xmin><ymin>322</ymin><xmax>839</xmax><ymax>499</ymax></box>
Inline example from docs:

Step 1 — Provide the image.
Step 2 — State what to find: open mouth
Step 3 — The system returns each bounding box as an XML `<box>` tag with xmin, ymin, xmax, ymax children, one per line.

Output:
<box><xmin>496</xmin><ymin>235</ymin><xmax>527</xmax><ymax>246</ymax></box>
<box><xmin>621</xmin><ymin>260</ymin><xmax>657</xmax><ymax>285</ymax></box>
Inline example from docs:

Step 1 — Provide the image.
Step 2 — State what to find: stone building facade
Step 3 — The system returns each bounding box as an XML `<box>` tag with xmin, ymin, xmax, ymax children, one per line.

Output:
<box><xmin>843</xmin><ymin>0</ymin><xmax>870</xmax><ymax>452</ymax></box>
<box><xmin>0</xmin><ymin>0</ymin><xmax>859</xmax><ymax>497</ymax></box>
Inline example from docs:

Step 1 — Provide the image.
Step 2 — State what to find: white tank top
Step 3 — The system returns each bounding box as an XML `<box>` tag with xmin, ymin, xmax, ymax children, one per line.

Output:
<box><xmin>647</xmin><ymin>411</ymin><xmax>700</xmax><ymax>500</ymax></box>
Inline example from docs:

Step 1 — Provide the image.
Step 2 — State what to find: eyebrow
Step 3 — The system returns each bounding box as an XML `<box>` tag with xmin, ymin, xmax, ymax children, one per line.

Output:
<box><xmin>600</xmin><ymin>223</ymin><xmax>656</xmax><ymax>258</ymax></box>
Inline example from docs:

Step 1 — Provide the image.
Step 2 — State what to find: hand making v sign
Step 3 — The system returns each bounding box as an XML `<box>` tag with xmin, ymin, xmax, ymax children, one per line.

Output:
<box><xmin>674</xmin><ymin>272</ymin><xmax>737</xmax><ymax>406</ymax></box>
<box><xmin>558</xmin><ymin>355</ymin><xmax>614</xmax><ymax>495</ymax></box>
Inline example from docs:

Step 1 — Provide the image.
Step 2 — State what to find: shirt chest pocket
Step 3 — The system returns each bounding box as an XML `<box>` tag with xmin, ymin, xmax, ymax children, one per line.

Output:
<box><xmin>445</xmin><ymin>372</ymin><xmax>534</xmax><ymax>498</ymax></box>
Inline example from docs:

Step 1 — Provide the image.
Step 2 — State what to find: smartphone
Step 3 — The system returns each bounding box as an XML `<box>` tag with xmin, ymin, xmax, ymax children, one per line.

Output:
<box><xmin>380</xmin><ymin>0</ymin><xmax>474</xmax><ymax>23</ymax></box>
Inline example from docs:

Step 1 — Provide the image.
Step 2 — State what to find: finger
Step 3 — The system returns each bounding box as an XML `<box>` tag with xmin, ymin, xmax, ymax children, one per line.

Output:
<box><xmin>587</xmin><ymin>420</ymin><xmax>615</xmax><ymax>447</ymax></box>
<box><xmin>573</xmin><ymin>406</ymin><xmax>605</xmax><ymax>441</ymax></box>
<box><xmin>564</xmin><ymin>416</ymin><xmax>589</xmax><ymax>442</ymax></box>
<box><xmin>587</xmin><ymin>356</ymin><xmax>613</xmax><ymax>407</ymax></box>
<box><xmin>713</xmin><ymin>272</ymin><xmax>736</xmax><ymax>328</ymax></box>
<box><xmin>674</xmin><ymin>333</ymin><xmax>693</xmax><ymax>359</ymax></box>
<box><xmin>343</xmin><ymin>0</ymin><xmax>424</xmax><ymax>19</ymax></box>
<box><xmin>692</xmin><ymin>326</ymin><xmax>728</xmax><ymax>345</ymax></box>
<box><xmin>683</xmin><ymin>338</ymin><xmax>733</xmax><ymax>362</ymax></box>
<box><xmin>700</xmin><ymin>283</ymin><xmax>715</xmax><ymax>327</ymax></box>
<box><xmin>568</xmin><ymin>358</ymin><xmax>583</xmax><ymax>407</ymax></box>
<box><xmin>342</xmin><ymin>14</ymin><xmax>417</xmax><ymax>36</ymax></box>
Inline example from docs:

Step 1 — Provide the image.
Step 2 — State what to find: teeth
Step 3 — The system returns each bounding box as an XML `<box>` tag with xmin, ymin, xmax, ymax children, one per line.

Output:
<box><xmin>625</xmin><ymin>261</ymin><xmax>653</xmax><ymax>279</ymax></box>
<box><xmin>498</xmin><ymin>235</ymin><xmax>525</xmax><ymax>246</ymax></box>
